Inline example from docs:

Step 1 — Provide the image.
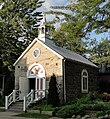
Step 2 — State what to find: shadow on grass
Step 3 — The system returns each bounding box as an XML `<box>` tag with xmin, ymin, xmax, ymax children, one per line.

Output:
<box><xmin>0</xmin><ymin>108</ymin><xmax>5</xmax><ymax>112</ymax></box>
<box><xmin>15</xmin><ymin>112</ymin><xmax>52</xmax><ymax>119</ymax></box>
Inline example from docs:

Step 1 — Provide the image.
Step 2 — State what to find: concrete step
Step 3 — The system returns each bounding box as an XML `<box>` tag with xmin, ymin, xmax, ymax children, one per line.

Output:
<box><xmin>8</xmin><ymin>101</ymin><xmax>24</xmax><ymax>112</ymax></box>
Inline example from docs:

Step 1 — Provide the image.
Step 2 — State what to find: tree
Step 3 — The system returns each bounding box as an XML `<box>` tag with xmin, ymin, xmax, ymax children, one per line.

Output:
<box><xmin>47</xmin><ymin>74</ymin><xmax>60</xmax><ymax>107</ymax></box>
<box><xmin>4</xmin><ymin>71</ymin><xmax>15</xmax><ymax>96</ymax></box>
<box><xmin>89</xmin><ymin>38</ymin><xmax>110</xmax><ymax>64</ymax></box>
<box><xmin>48</xmin><ymin>0</ymin><xmax>110</xmax><ymax>37</ymax></box>
<box><xmin>0</xmin><ymin>0</ymin><xmax>44</xmax><ymax>71</ymax></box>
<box><xmin>51</xmin><ymin>21</ymin><xmax>86</xmax><ymax>55</ymax></box>
<box><xmin>46</xmin><ymin>0</ymin><xmax>110</xmax><ymax>56</ymax></box>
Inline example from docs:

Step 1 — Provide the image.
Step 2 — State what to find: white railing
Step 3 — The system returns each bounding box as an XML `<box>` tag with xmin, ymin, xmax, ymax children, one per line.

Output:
<box><xmin>5</xmin><ymin>89</ymin><xmax>45</xmax><ymax>111</ymax></box>
<box><xmin>23</xmin><ymin>89</ymin><xmax>34</xmax><ymax>111</ymax></box>
<box><xmin>35</xmin><ymin>90</ymin><xmax>45</xmax><ymax>101</ymax></box>
<box><xmin>5</xmin><ymin>90</ymin><xmax>20</xmax><ymax>110</ymax></box>
<box><xmin>23</xmin><ymin>89</ymin><xmax>45</xmax><ymax>111</ymax></box>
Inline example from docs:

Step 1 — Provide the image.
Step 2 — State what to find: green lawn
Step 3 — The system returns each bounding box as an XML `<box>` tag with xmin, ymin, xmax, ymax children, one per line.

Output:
<box><xmin>16</xmin><ymin>112</ymin><xmax>52</xmax><ymax>119</ymax></box>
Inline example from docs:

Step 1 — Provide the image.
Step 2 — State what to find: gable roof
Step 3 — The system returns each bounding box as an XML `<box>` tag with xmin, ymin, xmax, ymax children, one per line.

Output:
<box><xmin>44</xmin><ymin>38</ymin><xmax>97</xmax><ymax>67</ymax></box>
<box><xmin>14</xmin><ymin>37</ymin><xmax>97</xmax><ymax>68</ymax></box>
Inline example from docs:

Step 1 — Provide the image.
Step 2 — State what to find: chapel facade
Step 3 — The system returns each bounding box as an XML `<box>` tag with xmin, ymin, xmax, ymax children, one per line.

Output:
<box><xmin>14</xmin><ymin>18</ymin><xmax>98</xmax><ymax>103</ymax></box>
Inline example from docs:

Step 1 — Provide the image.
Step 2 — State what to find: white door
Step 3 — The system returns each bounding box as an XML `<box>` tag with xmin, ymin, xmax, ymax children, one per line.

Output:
<box><xmin>19</xmin><ymin>77</ymin><xmax>29</xmax><ymax>100</ymax></box>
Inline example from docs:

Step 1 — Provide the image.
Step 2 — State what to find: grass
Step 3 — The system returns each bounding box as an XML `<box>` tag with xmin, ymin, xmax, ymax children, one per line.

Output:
<box><xmin>0</xmin><ymin>108</ymin><xmax>5</xmax><ymax>112</ymax></box>
<box><xmin>31</xmin><ymin>103</ymin><xmax>54</xmax><ymax>111</ymax></box>
<box><xmin>16</xmin><ymin>112</ymin><xmax>52</xmax><ymax>119</ymax></box>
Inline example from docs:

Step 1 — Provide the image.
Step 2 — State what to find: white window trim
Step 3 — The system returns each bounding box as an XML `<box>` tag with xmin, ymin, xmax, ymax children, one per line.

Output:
<box><xmin>81</xmin><ymin>69</ymin><xmax>88</xmax><ymax>93</ymax></box>
<box><xmin>33</xmin><ymin>48</ymin><xmax>41</xmax><ymax>58</ymax></box>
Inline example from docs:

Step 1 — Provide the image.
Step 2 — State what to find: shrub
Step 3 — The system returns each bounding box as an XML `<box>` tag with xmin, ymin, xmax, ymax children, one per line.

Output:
<box><xmin>76</xmin><ymin>95</ymin><xmax>92</xmax><ymax>104</ymax></box>
<box><xmin>56</xmin><ymin>104</ymin><xmax>85</xmax><ymax>118</ymax></box>
<box><xmin>47</xmin><ymin>74</ymin><xmax>60</xmax><ymax>107</ymax></box>
<box><xmin>96</xmin><ymin>111</ymin><xmax>107</xmax><ymax>118</ymax></box>
<box><xmin>52</xmin><ymin>94</ymin><xmax>110</xmax><ymax>118</ymax></box>
<box><xmin>92</xmin><ymin>103</ymin><xmax>105</xmax><ymax>111</ymax></box>
<box><xmin>88</xmin><ymin>91</ymin><xmax>101</xmax><ymax>101</ymax></box>
<box><xmin>52</xmin><ymin>107</ymin><xmax>60</xmax><ymax>116</ymax></box>
<box><xmin>86</xmin><ymin>102</ymin><xmax>110</xmax><ymax>111</ymax></box>
<box><xmin>96</xmin><ymin>110</ymin><xmax>110</xmax><ymax>118</ymax></box>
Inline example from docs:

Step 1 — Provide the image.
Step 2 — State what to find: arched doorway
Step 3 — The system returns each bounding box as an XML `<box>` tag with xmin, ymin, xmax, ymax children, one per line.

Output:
<box><xmin>27</xmin><ymin>63</ymin><xmax>46</xmax><ymax>100</ymax></box>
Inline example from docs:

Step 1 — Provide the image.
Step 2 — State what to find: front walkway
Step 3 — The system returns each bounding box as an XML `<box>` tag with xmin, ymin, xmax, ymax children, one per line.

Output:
<box><xmin>0</xmin><ymin>111</ymin><xmax>34</xmax><ymax>119</ymax></box>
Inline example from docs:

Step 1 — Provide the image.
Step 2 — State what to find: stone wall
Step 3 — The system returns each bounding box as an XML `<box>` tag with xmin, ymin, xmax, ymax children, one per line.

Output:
<box><xmin>65</xmin><ymin>59</ymin><xmax>98</xmax><ymax>102</ymax></box>
<box><xmin>15</xmin><ymin>40</ymin><xmax>63</xmax><ymax>102</ymax></box>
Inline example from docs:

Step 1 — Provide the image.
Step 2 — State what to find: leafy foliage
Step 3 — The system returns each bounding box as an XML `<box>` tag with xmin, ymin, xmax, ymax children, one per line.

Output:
<box><xmin>49</xmin><ymin>0</ymin><xmax>110</xmax><ymax>35</ymax></box>
<box><xmin>53</xmin><ymin>94</ymin><xmax>110</xmax><ymax>118</ymax></box>
<box><xmin>51</xmin><ymin>21</ymin><xmax>86</xmax><ymax>55</ymax></box>
<box><xmin>0</xmin><ymin>0</ymin><xmax>43</xmax><ymax>99</ymax></box>
<box><xmin>46</xmin><ymin>0</ymin><xmax>110</xmax><ymax>60</ymax></box>
<box><xmin>96</xmin><ymin>110</ymin><xmax>110</xmax><ymax>118</ymax></box>
<box><xmin>4</xmin><ymin>71</ymin><xmax>14</xmax><ymax>96</ymax></box>
<box><xmin>57</xmin><ymin>104</ymin><xmax>85</xmax><ymax>118</ymax></box>
<box><xmin>89</xmin><ymin>38</ymin><xmax>110</xmax><ymax>64</ymax></box>
<box><xmin>0</xmin><ymin>0</ymin><xmax>44</xmax><ymax>70</ymax></box>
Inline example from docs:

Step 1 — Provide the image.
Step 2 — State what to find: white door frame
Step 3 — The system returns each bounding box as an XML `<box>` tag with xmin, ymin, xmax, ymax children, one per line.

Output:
<box><xmin>27</xmin><ymin>63</ymin><xmax>46</xmax><ymax>99</ymax></box>
<box><xmin>35</xmin><ymin>77</ymin><xmax>45</xmax><ymax>100</ymax></box>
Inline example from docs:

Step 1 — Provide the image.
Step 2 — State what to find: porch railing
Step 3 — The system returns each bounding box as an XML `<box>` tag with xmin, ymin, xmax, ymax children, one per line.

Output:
<box><xmin>23</xmin><ymin>89</ymin><xmax>34</xmax><ymax>111</ymax></box>
<box><xmin>5</xmin><ymin>90</ymin><xmax>20</xmax><ymax>110</ymax></box>
<box><xmin>23</xmin><ymin>89</ymin><xmax>45</xmax><ymax>111</ymax></box>
<box><xmin>5</xmin><ymin>89</ymin><xmax>45</xmax><ymax>111</ymax></box>
<box><xmin>35</xmin><ymin>90</ymin><xmax>45</xmax><ymax>100</ymax></box>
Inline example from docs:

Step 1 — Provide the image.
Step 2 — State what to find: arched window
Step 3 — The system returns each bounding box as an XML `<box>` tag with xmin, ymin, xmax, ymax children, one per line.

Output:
<box><xmin>81</xmin><ymin>69</ymin><xmax>88</xmax><ymax>93</ymax></box>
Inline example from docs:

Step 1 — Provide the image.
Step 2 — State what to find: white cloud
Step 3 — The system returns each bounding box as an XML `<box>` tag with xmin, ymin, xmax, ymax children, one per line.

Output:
<box><xmin>43</xmin><ymin>0</ymin><xmax>67</xmax><ymax>11</ymax></box>
<box><xmin>37</xmin><ymin>0</ymin><xmax>68</xmax><ymax>22</ymax></box>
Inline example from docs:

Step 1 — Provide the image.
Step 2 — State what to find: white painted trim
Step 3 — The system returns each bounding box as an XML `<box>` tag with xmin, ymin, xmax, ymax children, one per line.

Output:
<box><xmin>14</xmin><ymin>38</ymin><xmax>38</xmax><ymax>66</ymax></box>
<box><xmin>27</xmin><ymin>63</ymin><xmax>45</xmax><ymax>78</ymax></box>
<box><xmin>43</xmin><ymin>77</ymin><xmax>46</xmax><ymax>96</ymax></box>
<box><xmin>81</xmin><ymin>69</ymin><xmax>88</xmax><ymax>93</ymax></box>
<box><xmin>14</xmin><ymin>38</ymin><xmax>63</xmax><ymax>66</ymax></box>
<box><xmin>37</xmin><ymin>39</ymin><xmax>63</xmax><ymax>59</ymax></box>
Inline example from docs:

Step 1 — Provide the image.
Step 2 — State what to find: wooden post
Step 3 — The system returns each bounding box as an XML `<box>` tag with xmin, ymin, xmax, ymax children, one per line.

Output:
<box><xmin>5</xmin><ymin>96</ymin><xmax>8</xmax><ymax>110</ymax></box>
<box><xmin>23</xmin><ymin>96</ymin><xmax>26</xmax><ymax>111</ymax></box>
<box><xmin>13</xmin><ymin>90</ymin><xmax>16</xmax><ymax>102</ymax></box>
<box><xmin>31</xmin><ymin>89</ymin><xmax>34</xmax><ymax>102</ymax></box>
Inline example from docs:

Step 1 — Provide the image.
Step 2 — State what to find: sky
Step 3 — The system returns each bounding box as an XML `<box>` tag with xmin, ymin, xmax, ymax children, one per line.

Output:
<box><xmin>37</xmin><ymin>0</ymin><xmax>68</xmax><ymax>21</ymax></box>
<box><xmin>37</xmin><ymin>0</ymin><xmax>109</xmax><ymax>41</ymax></box>
<box><xmin>43</xmin><ymin>0</ymin><xmax>68</xmax><ymax>11</ymax></box>
<box><xmin>37</xmin><ymin>0</ymin><xmax>68</xmax><ymax>12</ymax></box>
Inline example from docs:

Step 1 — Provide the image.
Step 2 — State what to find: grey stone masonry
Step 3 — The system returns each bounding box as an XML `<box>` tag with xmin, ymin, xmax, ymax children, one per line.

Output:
<box><xmin>65</xmin><ymin>59</ymin><xmax>98</xmax><ymax>102</ymax></box>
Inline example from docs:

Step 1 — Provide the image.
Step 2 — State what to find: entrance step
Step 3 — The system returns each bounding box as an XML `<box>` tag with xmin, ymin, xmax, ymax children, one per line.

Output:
<box><xmin>7</xmin><ymin>101</ymin><xmax>24</xmax><ymax>112</ymax></box>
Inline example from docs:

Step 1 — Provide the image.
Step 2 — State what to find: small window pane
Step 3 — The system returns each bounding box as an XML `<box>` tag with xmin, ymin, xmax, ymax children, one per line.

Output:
<box><xmin>83</xmin><ymin>77</ymin><xmax>87</xmax><ymax>90</ymax></box>
<box><xmin>83</xmin><ymin>72</ymin><xmax>87</xmax><ymax>76</ymax></box>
